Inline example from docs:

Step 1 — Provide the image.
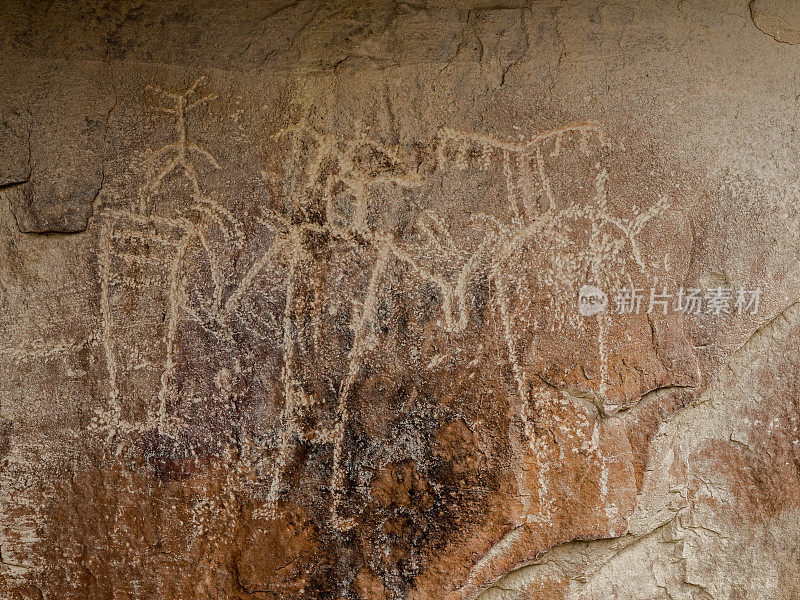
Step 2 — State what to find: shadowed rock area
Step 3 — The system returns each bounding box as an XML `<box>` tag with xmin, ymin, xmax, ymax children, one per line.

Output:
<box><xmin>1</xmin><ymin>1</ymin><xmax>800</xmax><ymax>598</ymax></box>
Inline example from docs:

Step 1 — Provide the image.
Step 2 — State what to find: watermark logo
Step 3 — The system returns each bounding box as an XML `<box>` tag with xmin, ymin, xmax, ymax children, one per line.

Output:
<box><xmin>578</xmin><ymin>285</ymin><xmax>608</xmax><ymax>316</ymax></box>
<box><xmin>577</xmin><ymin>285</ymin><xmax>762</xmax><ymax>316</ymax></box>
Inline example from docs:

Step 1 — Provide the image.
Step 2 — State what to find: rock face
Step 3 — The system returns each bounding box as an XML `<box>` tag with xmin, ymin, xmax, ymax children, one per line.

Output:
<box><xmin>1</xmin><ymin>1</ymin><xmax>800</xmax><ymax>599</ymax></box>
<box><xmin>750</xmin><ymin>0</ymin><xmax>800</xmax><ymax>45</ymax></box>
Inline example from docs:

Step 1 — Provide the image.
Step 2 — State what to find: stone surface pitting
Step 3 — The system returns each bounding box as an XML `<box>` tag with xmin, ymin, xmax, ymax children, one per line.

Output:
<box><xmin>1</xmin><ymin>1</ymin><xmax>799</xmax><ymax>599</ymax></box>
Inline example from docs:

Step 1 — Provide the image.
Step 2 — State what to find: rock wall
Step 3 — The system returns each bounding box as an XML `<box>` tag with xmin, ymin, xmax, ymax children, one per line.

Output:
<box><xmin>2</xmin><ymin>1</ymin><xmax>800</xmax><ymax>598</ymax></box>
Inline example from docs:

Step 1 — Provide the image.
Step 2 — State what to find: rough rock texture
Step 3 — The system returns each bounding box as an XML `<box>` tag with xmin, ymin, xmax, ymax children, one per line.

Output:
<box><xmin>1</xmin><ymin>1</ymin><xmax>800</xmax><ymax>598</ymax></box>
<box><xmin>750</xmin><ymin>0</ymin><xmax>800</xmax><ymax>45</ymax></box>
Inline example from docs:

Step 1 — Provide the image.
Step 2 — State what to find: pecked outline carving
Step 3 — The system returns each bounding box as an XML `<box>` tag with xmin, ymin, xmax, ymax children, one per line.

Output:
<box><xmin>93</xmin><ymin>77</ymin><xmax>670</xmax><ymax>534</ymax></box>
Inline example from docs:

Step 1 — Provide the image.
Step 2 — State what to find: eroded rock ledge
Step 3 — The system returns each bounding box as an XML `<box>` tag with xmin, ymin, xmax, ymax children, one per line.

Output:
<box><xmin>1</xmin><ymin>2</ymin><xmax>799</xmax><ymax>599</ymax></box>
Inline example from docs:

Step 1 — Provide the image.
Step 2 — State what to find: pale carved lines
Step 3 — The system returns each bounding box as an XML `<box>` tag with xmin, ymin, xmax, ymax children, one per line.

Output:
<box><xmin>326</xmin><ymin>241</ymin><xmax>392</xmax><ymax>531</ymax></box>
<box><xmin>438</xmin><ymin>122</ymin><xmax>607</xmax><ymax>156</ymax></box>
<box><xmin>432</xmin><ymin>122</ymin><xmax>666</xmax><ymax>529</ymax></box>
<box><xmin>141</xmin><ymin>76</ymin><xmax>219</xmax><ymax>207</ymax></box>
<box><xmin>259</xmin><ymin>226</ymin><xmax>303</xmax><ymax>520</ymax></box>
<box><xmin>99</xmin><ymin>218</ymin><xmax>121</xmax><ymax>424</ymax></box>
<box><xmin>95</xmin><ymin>77</ymin><xmax>245</xmax><ymax>440</ymax></box>
<box><xmin>441</xmin><ymin>127</ymin><xmax>668</xmax><ymax>595</ymax></box>
<box><xmin>249</xmin><ymin>125</ymin><xmax>422</xmax><ymax>526</ymax></box>
<box><xmin>0</xmin><ymin>337</ymin><xmax>92</xmax><ymax>365</ymax></box>
<box><xmin>222</xmin><ymin>119</ymin><xmax>668</xmax><ymax>530</ymax></box>
<box><xmin>95</xmin><ymin>77</ymin><xmax>669</xmax><ymax>536</ymax></box>
<box><xmin>156</xmin><ymin>233</ymin><xmax>193</xmax><ymax>433</ymax></box>
<box><xmin>256</xmin><ymin>122</ymin><xmax>572</xmax><ymax>528</ymax></box>
<box><xmin>142</xmin><ymin>75</ymin><xmax>242</xmax><ymax>329</ymax></box>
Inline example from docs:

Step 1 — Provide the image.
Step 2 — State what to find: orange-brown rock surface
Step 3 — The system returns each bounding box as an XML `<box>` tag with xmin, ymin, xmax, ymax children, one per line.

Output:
<box><xmin>2</xmin><ymin>1</ymin><xmax>800</xmax><ymax>599</ymax></box>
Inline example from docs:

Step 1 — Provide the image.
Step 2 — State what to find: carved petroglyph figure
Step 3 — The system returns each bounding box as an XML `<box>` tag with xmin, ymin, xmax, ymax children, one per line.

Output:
<box><xmin>432</xmin><ymin>122</ymin><xmax>668</xmax><ymax>530</ymax></box>
<box><xmin>95</xmin><ymin>77</ymin><xmax>244</xmax><ymax>441</ymax></box>
<box><xmin>95</xmin><ymin>78</ymin><xmax>669</xmax><ymax>533</ymax></box>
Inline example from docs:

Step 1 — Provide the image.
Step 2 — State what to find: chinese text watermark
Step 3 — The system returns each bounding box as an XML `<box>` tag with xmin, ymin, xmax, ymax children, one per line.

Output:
<box><xmin>578</xmin><ymin>285</ymin><xmax>761</xmax><ymax>317</ymax></box>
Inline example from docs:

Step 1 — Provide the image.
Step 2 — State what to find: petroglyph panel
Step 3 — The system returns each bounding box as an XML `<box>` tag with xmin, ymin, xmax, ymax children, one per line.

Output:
<box><xmin>2</xmin><ymin>2</ymin><xmax>800</xmax><ymax>599</ymax></box>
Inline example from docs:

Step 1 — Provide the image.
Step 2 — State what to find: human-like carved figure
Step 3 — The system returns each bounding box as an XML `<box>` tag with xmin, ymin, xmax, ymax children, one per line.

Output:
<box><xmin>225</xmin><ymin>119</ymin><xmax>669</xmax><ymax>532</ymax></box>
<box><xmin>96</xmin><ymin>79</ymin><xmax>671</xmax><ymax>547</ymax></box>
<box><xmin>95</xmin><ymin>77</ymin><xmax>244</xmax><ymax>440</ymax></box>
